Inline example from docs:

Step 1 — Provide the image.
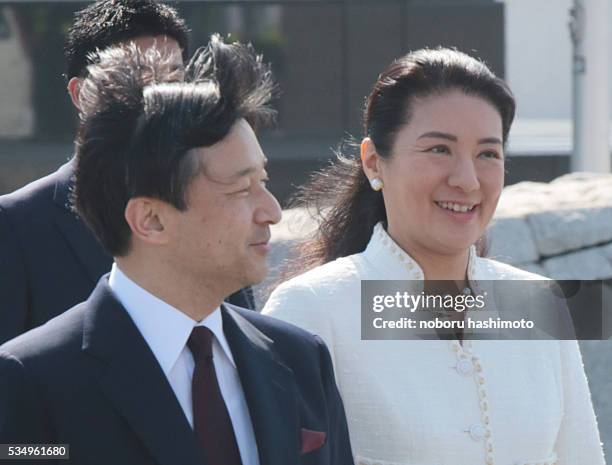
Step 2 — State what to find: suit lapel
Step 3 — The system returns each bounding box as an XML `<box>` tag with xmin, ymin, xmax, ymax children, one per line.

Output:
<box><xmin>222</xmin><ymin>307</ymin><xmax>300</xmax><ymax>465</ymax></box>
<box><xmin>82</xmin><ymin>280</ymin><xmax>205</xmax><ymax>465</ymax></box>
<box><xmin>52</xmin><ymin>160</ymin><xmax>111</xmax><ymax>283</ymax></box>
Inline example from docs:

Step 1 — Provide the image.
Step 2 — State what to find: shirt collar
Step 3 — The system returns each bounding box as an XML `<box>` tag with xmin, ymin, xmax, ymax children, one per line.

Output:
<box><xmin>193</xmin><ymin>302</ymin><xmax>236</xmax><ymax>367</ymax></box>
<box><xmin>108</xmin><ymin>263</ymin><xmax>236</xmax><ymax>374</ymax></box>
<box><xmin>362</xmin><ymin>222</ymin><xmax>478</xmax><ymax>281</ymax></box>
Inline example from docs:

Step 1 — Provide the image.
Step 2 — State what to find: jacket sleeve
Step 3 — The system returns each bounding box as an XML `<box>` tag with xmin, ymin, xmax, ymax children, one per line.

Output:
<box><xmin>554</xmin><ymin>340</ymin><xmax>605</xmax><ymax>465</ymax></box>
<box><xmin>314</xmin><ymin>335</ymin><xmax>354</xmax><ymax>465</ymax></box>
<box><xmin>0</xmin><ymin>352</ymin><xmax>56</xmax><ymax>465</ymax></box>
<box><xmin>0</xmin><ymin>207</ymin><xmax>28</xmax><ymax>344</ymax></box>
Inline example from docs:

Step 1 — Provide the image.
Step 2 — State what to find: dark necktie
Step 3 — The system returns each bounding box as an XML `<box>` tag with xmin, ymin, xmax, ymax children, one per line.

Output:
<box><xmin>188</xmin><ymin>326</ymin><xmax>243</xmax><ymax>465</ymax></box>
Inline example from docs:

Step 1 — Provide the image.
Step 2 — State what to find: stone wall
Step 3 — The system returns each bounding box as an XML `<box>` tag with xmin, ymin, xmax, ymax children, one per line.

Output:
<box><xmin>259</xmin><ymin>172</ymin><xmax>612</xmax><ymax>303</ymax></box>
<box><xmin>488</xmin><ymin>172</ymin><xmax>612</xmax><ymax>279</ymax></box>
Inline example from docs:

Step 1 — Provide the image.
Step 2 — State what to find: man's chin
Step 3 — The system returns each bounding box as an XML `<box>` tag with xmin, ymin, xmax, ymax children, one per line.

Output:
<box><xmin>241</xmin><ymin>263</ymin><xmax>269</xmax><ymax>287</ymax></box>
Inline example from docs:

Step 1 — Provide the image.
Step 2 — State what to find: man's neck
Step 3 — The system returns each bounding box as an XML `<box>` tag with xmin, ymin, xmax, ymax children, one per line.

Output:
<box><xmin>114</xmin><ymin>258</ymin><xmax>223</xmax><ymax>322</ymax></box>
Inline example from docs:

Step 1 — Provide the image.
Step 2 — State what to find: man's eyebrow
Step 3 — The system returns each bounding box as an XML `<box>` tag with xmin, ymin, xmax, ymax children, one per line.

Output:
<box><xmin>229</xmin><ymin>157</ymin><xmax>268</xmax><ymax>180</ymax></box>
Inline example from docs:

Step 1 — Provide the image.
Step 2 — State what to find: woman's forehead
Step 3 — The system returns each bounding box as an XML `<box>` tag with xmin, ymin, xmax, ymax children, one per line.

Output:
<box><xmin>398</xmin><ymin>92</ymin><xmax>503</xmax><ymax>140</ymax></box>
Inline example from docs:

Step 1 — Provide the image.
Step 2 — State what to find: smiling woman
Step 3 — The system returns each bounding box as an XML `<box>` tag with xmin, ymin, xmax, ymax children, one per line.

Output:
<box><xmin>281</xmin><ymin>49</ymin><xmax>515</xmax><ymax>275</ymax></box>
<box><xmin>361</xmin><ymin>90</ymin><xmax>505</xmax><ymax>274</ymax></box>
<box><xmin>263</xmin><ymin>48</ymin><xmax>605</xmax><ymax>465</ymax></box>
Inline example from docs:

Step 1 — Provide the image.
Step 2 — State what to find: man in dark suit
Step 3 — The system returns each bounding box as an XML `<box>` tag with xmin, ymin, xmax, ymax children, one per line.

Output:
<box><xmin>0</xmin><ymin>35</ymin><xmax>354</xmax><ymax>465</ymax></box>
<box><xmin>0</xmin><ymin>0</ymin><xmax>254</xmax><ymax>345</ymax></box>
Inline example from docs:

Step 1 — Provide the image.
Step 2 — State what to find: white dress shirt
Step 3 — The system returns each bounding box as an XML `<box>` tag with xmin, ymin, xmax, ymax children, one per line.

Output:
<box><xmin>109</xmin><ymin>264</ymin><xmax>260</xmax><ymax>465</ymax></box>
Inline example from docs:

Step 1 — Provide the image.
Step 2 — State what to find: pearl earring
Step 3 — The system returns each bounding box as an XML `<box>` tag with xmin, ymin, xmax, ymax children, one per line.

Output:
<box><xmin>370</xmin><ymin>178</ymin><xmax>384</xmax><ymax>191</ymax></box>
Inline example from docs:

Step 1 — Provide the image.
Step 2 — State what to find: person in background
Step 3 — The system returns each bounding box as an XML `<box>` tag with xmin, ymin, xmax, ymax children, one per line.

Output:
<box><xmin>0</xmin><ymin>37</ymin><xmax>353</xmax><ymax>465</ymax></box>
<box><xmin>263</xmin><ymin>48</ymin><xmax>605</xmax><ymax>465</ymax></box>
<box><xmin>0</xmin><ymin>0</ymin><xmax>254</xmax><ymax>345</ymax></box>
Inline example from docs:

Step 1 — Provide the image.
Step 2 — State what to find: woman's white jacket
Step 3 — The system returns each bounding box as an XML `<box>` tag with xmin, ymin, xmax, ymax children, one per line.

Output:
<box><xmin>263</xmin><ymin>223</ymin><xmax>605</xmax><ymax>465</ymax></box>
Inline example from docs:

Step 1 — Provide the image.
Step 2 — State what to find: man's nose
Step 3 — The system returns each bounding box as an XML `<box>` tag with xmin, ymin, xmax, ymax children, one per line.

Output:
<box><xmin>255</xmin><ymin>187</ymin><xmax>282</xmax><ymax>225</ymax></box>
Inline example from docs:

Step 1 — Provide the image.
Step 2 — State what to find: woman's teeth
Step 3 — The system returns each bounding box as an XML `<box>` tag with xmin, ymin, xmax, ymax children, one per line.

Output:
<box><xmin>436</xmin><ymin>201</ymin><xmax>476</xmax><ymax>213</ymax></box>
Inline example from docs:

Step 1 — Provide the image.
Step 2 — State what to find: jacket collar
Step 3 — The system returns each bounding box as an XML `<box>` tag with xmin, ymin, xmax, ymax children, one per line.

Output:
<box><xmin>52</xmin><ymin>158</ymin><xmax>76</xmax><ymax>212</ymax></box>
<box><xmin>82</xmin><ymin>277</ymin><xmax>206</xmax><ymax>465</ymax></box>
<box><xmin>362</xmin><ymin>222</ymin><xmax>478</xmax><ymax>280</ymax></box>
<box><xmin>82</xmin><ymin>277</ymin><xmax>300</xmax><ymax>465</ymax></box>
<box><xmin>52</xmin><ymin>159</ymin><xmax>111</xmax><ymax>283</ymax></box>
<box><xmin>361</xmin><ymin>223</ymin><xmax>502</xmax><ymax>328</ymax></box>
<box><xmin>222</xmin><ymin>305</ymin><xmax>300</xmax><ymax>465</ymax></box>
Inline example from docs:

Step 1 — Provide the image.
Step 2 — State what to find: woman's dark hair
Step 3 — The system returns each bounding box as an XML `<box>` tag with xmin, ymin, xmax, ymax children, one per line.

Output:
<box><xmin>73</xmin><ymin>35</ymin><xmax>276</xmax><ymax>256</ymax></box>
<box><xmin>287</xmin><ymin>47</ymin><xmax>515</xmax><ymax>275</ymax></box>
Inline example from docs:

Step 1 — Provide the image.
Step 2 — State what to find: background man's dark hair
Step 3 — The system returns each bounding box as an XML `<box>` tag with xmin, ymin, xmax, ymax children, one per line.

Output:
<box><xmin>73</xmin><ymin>35</ymin><xmax>276</xmax><ymax>256</ymax></box>
<box><xmin>64</xmin><ymin>0</ymin><xmax>190</xmax><ymax>79</ymax></box>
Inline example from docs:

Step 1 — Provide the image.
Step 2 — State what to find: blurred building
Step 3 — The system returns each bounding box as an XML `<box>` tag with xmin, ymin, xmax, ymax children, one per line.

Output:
<box><xmin>0</xmin><ymin>7</ymin><xmax>33</xmax><ymax>138</ymax></box>
<box><xmin>504</xmin><ymin>0</ymin><xmax>611</xmax><ymax>170</ymax></box>
<box><xmin>1</xmin><ymin>0</ymin><xmax>608</xmax><ymax>202</ymax></box>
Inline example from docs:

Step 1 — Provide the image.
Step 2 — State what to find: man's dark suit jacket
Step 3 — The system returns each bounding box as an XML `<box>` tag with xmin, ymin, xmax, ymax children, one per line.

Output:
<box><xmin>0</xmin><ymin>160</ymin><xmax>254</xmax><ymax>344</ymax></box>
<box><xmin>0</xmin><ymin>277</ymin><xmax>354</xmax><ymax>465</ymax></box>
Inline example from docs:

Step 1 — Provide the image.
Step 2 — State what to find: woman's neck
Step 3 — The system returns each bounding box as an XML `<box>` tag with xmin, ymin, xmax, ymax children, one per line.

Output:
<box><xmin>386</xmin><ymin>228</ymin><xmax>471</xmax><ymax>288</ymax></box>
<box><xmin>417</xmin><ymin>249</ymin><xmax>470</xmax><ymax>287</ymax></box>
<box><xmin>384</xmin><ymin>227</ymin><xmax>471</xmax><ymax>343</ymax></box>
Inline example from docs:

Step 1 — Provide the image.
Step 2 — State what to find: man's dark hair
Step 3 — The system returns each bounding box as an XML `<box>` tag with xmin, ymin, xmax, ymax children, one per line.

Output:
<box><xmin>64</xmin><ymin>0</ymin><xmax>190</xmax><ymax>79</ymax></box>
<box><xmin>73</xmin><ymin>35</ymin><xmax>276</xmax><ymax>256</ymax></box>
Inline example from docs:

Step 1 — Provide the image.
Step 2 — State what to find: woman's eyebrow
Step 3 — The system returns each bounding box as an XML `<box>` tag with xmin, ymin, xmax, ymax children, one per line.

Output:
<box><xmin>417</xmin><ymin>131</ymin><xmax>502</xmax><ymax>145</ymax></box>
<box><xmin>417</xmin><ymin>131</ymin><xmax>457</xmax><ymax>142</ymax></box>
<box><xmin>478</xmin><ymin>137</ymin><xmax>502</xmax><ymax>145</ymax></box>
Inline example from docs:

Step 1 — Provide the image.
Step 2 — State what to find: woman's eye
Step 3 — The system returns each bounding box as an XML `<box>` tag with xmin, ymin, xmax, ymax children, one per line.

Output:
<box><xmin>428</xmin><ymin>145</ymin><xmax>450</xmax><ymax>154</ymax></box>
<box><xmin>260</xmin><ymin>177</ymin><xmax>269</xmax><ymax>187</ymax></box>
<box><xmin>479</xmin><ymin>150</ymin><xmax>501</xmax><ymax>159</ymax></box>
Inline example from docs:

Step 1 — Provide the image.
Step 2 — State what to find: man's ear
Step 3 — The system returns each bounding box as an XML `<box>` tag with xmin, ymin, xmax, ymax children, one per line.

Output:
<box><xmin>360</xmin><ymin>137</ymin><xmax>384</xmax><ymax>182</ymax></box>
<box><xmin>67</xmin><ymin>77</ymin><xmax>82</xmax><ymax>111</ymax></box>
<box><xmin>124</xmin><ymin>197</ymin><xmax>170</xmax><ymax>246</ymax></box>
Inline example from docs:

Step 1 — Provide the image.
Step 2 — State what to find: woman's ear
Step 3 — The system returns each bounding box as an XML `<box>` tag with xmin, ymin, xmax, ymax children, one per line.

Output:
<box><xmin>361</xmin><ymin>137</ymin><xmax>384</xmax><ymax>184</ymax></box>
